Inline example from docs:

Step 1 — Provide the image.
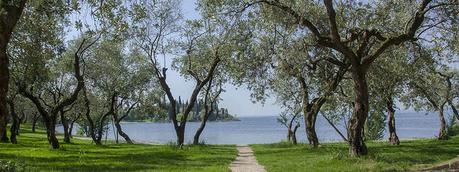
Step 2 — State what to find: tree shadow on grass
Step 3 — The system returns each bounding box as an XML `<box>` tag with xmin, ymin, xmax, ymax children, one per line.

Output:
<box><xmin>0</xmin><ymin>142</ymin><xmax>236</xmax><ymax>171</ymax></box>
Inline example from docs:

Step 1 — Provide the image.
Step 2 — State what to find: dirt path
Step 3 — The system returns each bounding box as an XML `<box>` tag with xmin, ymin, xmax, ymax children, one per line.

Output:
<box><xmin>423</xmin><ymin>156</ymin><xmax>459</xmax><ymax>171</ymax></box>
<box><xmin>230</xmin><ymin>146</ymin><xmax>266</xmax><ymax>172</ymax></box>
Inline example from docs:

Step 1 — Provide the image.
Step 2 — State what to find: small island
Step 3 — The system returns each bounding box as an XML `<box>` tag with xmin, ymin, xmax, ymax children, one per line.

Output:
<box><xmin>124</xmin><ymin>96</ymin><xmax>239</xmax><ymax>123</ymax></box>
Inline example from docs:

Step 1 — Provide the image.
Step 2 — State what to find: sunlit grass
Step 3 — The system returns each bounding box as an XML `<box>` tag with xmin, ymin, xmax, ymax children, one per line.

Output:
<box><xmin>251</xmin><ymin>137</ymin><xmax>459</xmax><ymax>172</ymax></box>
<box><xmin>0</xmin><ymin>126</ymin><xmax>237</xmax><ymax>172</ymax></box>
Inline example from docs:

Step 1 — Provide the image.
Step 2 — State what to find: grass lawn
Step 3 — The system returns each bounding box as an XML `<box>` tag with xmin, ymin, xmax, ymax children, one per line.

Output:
<box><xmin>251</xmin><ymin>137</ymin><xmax>459</xmax><ymax>172</ymax></box>
<box><xmin>0</xmin><ymin>127</ymin><xmax>237</xmax><ymax>172</ymax></box>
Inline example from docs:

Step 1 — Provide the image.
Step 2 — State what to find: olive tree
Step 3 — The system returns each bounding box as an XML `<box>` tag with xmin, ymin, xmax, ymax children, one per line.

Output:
<box><xmin>0</xmin><ymin>0</ymin><xmax>27</xmax><ymax>142</ymax></box>
<box><xmin>215</xmin><ymin>0</ymin><xmax>458</xmax><ymax>155</ymax></box>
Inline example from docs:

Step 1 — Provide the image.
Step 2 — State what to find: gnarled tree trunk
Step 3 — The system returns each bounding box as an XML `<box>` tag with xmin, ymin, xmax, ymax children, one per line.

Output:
<box><xmin>176</xmin><ymin>126</ymin><xmax>185</xmax><ymax>146</ymax></box>
<box><xmin>114</xmin><ymin>122</ymin><xmax>132</xmax><ymax>144</ymax></box>
<box><xmin>193</xmin><ymin>115</ymin><xmax>209</xmax><ymax>145</ymax></box>
<box><xmin>60</xmin><ymin>110</ymin><xmax>71</xmax><ymax>143</ymax></box>
<box><xmin>0</xmin><ymin>49</ymin><xmax>8</xmax><ymax>142</ymax></box>
<box><xmin>0</xmin><ymin>0</ymin><xmax>27</xmax><ymax>143</ymax></box>
<box><xmin>438</xmin><ymin>105</ymin><xmax>447</xmax><ymax>140</ymax></box>
<box><xmin>82</xmin><ymin>88</ymin><xmax>100</xmax><ymax>145</ymax></box>
<box><xmin>292</xmin><ymin>124</ymin><xmax>300</xmax><ymax>145</ymax></box>
<box><xmin>16</xmin><ymin>112</ymin><xmax>24</xmax><ymax>135</ymax></box>
<box><xmin>386</xmin><ymin>99</ymin><xmax>399</xmax><ymax>145</ymax></box>
<box><xmin>7</xmin><ymin>100</ymin><xmax>18</xmax><ymax>144</ymax></box>
<box><xmin>112</xmin><ymin>101</ymin><xmax>136</xmax><ymax>144</ymax></box>
<box><xmin>31</xmin><ymin>112</ymin><xmax>39</xmax><ymax>132</ymax></box>
<box><xmin>45</xmin><ymin>116</ymin><xmax>59</xmax><ymax>149</ymax></box>
<box><xmin>193</xmin><ymin>77</ymin><xmax>220</xmax><ymax>145</ymax></box>
<box><xmin>348</xmin><ymin>64</ymin><xmax>369</xmax><ymax>156</ymax></box>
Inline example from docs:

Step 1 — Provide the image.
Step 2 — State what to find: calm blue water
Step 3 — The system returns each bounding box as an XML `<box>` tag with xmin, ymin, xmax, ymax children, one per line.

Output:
<box><xmin>59</xmin><ymin>112</ymin><xmax>444</xmax><ymax>144</ymax></box>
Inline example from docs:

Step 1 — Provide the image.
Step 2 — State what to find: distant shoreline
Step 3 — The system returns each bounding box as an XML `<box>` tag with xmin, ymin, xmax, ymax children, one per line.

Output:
<box><xmin>123</xmin><ymin>118</ymin><xmax>241</xmax><ymax>123</ymax></box>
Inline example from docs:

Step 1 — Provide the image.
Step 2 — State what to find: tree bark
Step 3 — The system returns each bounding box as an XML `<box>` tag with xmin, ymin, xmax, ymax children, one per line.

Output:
<box><xmin>287</xmin><ymin>124</ymin><xmax>292</xmax><ymax>142</ymax></box>
<box><xmin>155</xmin><ymin>54</ymin><xmax>220</xmax><ymax>146</ymax></box>
<box><xmin>18</xmin><ymin>37</ymin><xmax>89</xmax><ymax>149</ymax></box>
<box><xmin>348</xmin><ymin>64</ymin><xmax>369</xmax><ymax>156</ymax></box>
<box><xmin>0</xmin><ymin>0</ymin><xmax>27</xmax><ymax>143</ymax></box>
<box><xmin>438</xmin><ymin>106</ymin><xmax>447</xmax><ymax>140</ymax></box>
<box><xmin>7</xmin><ymin>100</ymin><xmax>18</xmax><ymax>144</ymax></box>
<box><xmin>193</xmin><ymin>76</ymin><xmax>220</xmax><ymax>145</ymax></box>
<box><xmin>16</xmin><ymin>112</ymin><xmax>24</xmax><ymax>135</ymax></box>
<box><xmin>386</xmin><ymin>99</ymin><xmax>400</xmax><ymax>145</ymax></box>
<box><xmin>114</xmin><ymin>122</ymin><xmax>133</xmax><ymax>144</ymax></box>
<box><xmin>0</xmin><ymin>51</ymin><xmax>8</xmax><ymax>142</ymax></box>
<box><xmin>176</xmin><ymin>126</ymin><xmax>185</xmax><ymax>146</ymax></box>
<box><xmin>82</xmin><ymin>88</ymin><xmax>100</xmax><ymax>145</ymax></box>
<box><xmin>60</xmin><ymin>110</ymin><xmax>71</xmax><ymax>143</ymax></box>
<box><xmin>449</xmin><ymin>101</ymin><xmax>459</xmax><ymax>121</ymax></box>
<box><xmin>193</xmin><ymin>115</ymin><xmax>208</xmax><ymax>145</ymax></box>
<box><xmin>68</xmin><ymin>113</ymin><xmax>81</xmax><ymax>138</ymax></box>
<box><xmin>298</xmin><ymin>76</ymin><xmax>320</xmax><ymax>148</ymax></box>
<box><xmin>91</xmin><ymin>93</ymin><xmax>117</xmax><ymax>145</ymax></box>
<box><xmin>304</xmin><ymin>106</ymin><xmax>320</xmax><ymax>147</ymax></box>
<box><xmin>112</xmin><ymin>101</ymin><xmax>136</xmax><ymax>144</ymax></box>
<box><xmin>297</xmin><ymin>63</ymin><xmax>348</xmax><ymax>148</ymax></box>
<box><xmin>31</xmin><ymin>112</ymin><xmax>39</xmax><ymax>133</ymax></box>
<box><xmin>45</xmin><ymin>117</ymin><xmax>60</xmax><ymax>149</ymax></box>
<box><xmin>292</xmin><ymin>124</ymin><xmax>300</xmax><ymax>145</ymax></box>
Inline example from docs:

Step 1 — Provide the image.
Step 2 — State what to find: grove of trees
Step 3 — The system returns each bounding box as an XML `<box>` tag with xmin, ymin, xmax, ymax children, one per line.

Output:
<box><xmin>0</xmin><ymin>0</ymin><xmax>458</xmax><ymax>157</ymax></box>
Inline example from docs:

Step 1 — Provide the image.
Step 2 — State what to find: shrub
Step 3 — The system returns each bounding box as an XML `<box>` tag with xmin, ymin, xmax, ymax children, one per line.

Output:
<box><xmin>0</xmin><ymin>160</ymin><xmax>26</xmax><ymax>172</ymax></box>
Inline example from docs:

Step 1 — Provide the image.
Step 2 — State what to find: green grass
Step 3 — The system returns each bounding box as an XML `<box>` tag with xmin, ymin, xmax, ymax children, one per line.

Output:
<box><xmin>251</xmin><ymin>137</ymin><xmax>459</xmax><ymax>172</ymax></box>
<box><xmin>0</xmin><ymin>126</ymin><xmax>237</xmax><ymax>172</ymax></box>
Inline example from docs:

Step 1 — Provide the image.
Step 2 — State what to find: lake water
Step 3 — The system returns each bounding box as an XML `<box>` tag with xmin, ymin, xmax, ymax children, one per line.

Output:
<box><xmin>60</xmin><ymin>112</ymin><xmax>445</xmax><ymax>144</ymax></box>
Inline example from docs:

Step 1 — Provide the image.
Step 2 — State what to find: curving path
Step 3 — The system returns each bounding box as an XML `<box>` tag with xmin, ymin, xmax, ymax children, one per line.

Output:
<box><xmin>230</xmin><ymin>146</ymin><xmax>266</xmax><ymax>172</ymax></box>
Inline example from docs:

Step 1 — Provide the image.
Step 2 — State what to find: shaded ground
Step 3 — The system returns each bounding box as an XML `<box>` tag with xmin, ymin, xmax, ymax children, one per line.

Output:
<box><xmin>230</xmin><ymin>146</ymin><xmax>266</xmax><ymax>172</ymax></box>
<box><xmin>0</xmin><ymin>127</ymin><xmax>237</xmax><ymax>172</ymax></box>
<box><xmin>423</xmin><ymin>156</ymin><xmax>459</xmax><ymax>171</ymax></box>
<box><xmin>251</xmin><ymin>136</ymin><xmax>459</xmax><ymax>172</ymax></box>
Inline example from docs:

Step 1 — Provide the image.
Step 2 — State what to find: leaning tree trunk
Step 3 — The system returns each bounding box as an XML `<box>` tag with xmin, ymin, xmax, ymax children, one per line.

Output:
<box><xmin>450</xmin><ymin>101</ymin><xmax>459</xmax><ymax>121</ymax></box>
<box><xmin>438</xmin><ymin>107</ymin><xmax>447</xmax><ymax>140</ymax></box>
<box><xmin>348</xmin><ymin>65</ymin><xmax>369</xmax><ymax>156</ymax></box>
<box><xmin>303</xmin><ymin>98</ymin><xmax>326</xmax><ymax>148</ymax></box>
<box><xmin>60</xmin><ymin>110</ymin><xmax>71</xmax><ymax>143</ymax></box>
<box><xmin>114</xmin><ymin>120</ymin><xmax>133</xmax><ymax>144</ymax></box>
<box><xmin>386</xmin><ymin>99</ymin><xmax>400</xmax><ymax>145</ymax></box>
<box><xmin>193</xmin><ymin>117</ymin><xmax>208</xmax><ymax>145</ymax></box>
<box><xmin>292</xmin><ymin>124</ymin><xmax>300</xmax><ymax>145</ymax></box>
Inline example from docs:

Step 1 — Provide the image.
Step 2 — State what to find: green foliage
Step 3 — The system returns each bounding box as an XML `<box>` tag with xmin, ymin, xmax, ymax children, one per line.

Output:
<box><xmin>0</xmin><ymin>160</ymin><xmax>26</xmax><ymax>172</ymax></box>
<box><xmin>447</xmin><ymin>117</ymin><xmax>459</xmax><ymax>137</ymax></box>
<box><xmin>364</xmin><ymin>109</ymin><xmax>386</xmax><ymax>141</ymax></box>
